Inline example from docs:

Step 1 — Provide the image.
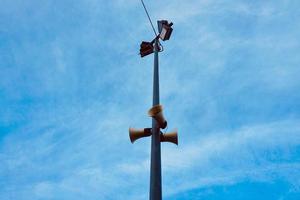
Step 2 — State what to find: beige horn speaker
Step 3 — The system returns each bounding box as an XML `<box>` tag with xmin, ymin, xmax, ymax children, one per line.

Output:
<box><xmin>148</xmin><ymin>104</ymin><xmax>167</xmax><ymax>129</ymax></box>
<box><xmin>129</xmin><ymin>128</ymin><xmax>152</xmax><ymax>143</ymax></box>
<box><xmin>160</xmin><ymin>129</ymin><xmax>178</xmax><ymax>145</ymax></box>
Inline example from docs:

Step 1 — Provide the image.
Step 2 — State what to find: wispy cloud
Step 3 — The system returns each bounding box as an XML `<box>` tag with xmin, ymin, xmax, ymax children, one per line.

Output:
<box><xmin>120</xmin><ymin>119</ymin><xmax>300</xmax><ymax>197</ymax></box>
<box><xmin>1</xmin><ymin>0</ymin><xmax>300</xmax><ymax>199</ymax></box>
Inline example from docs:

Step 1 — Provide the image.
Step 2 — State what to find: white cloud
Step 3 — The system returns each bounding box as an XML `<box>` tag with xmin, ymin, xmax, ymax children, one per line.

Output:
<box><xmin>1</xmin><ymin>0</ymin><xmax>300</xmax><ymax>199</ymax></box>
<box><xmin>113</xmin><ymin>119</ymin><xmax>300</xmax><ymax>198</ymax></box>
<box><xmin>160</xmin><ymin>119</ymin><xmax>300</xmax><ymax>196</ymax></box>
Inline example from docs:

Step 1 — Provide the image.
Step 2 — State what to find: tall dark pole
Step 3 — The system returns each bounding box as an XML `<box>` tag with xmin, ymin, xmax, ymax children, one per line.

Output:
<box><xmin>130</xmin><ymin>13</ymin><xmax>176</xmax><ymax>199</ymax></box>
<box><xmin>149</xmin><ymin>38</ymin><xmax>162</xmax><ymax>200</ymax></box>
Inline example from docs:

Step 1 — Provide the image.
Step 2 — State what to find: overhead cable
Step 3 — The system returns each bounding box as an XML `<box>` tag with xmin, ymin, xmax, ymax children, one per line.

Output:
<box><xmin>140</xmin><ymin>0</ymin><xmax>158</xmax><ymax>37</ymax></box>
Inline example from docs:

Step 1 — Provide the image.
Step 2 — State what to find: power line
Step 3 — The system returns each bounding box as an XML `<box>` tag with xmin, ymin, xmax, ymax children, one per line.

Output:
<box><xmin>140</xmin><ymin>0</ymin><xmax>158</xmax><ymax>37</ymax></box>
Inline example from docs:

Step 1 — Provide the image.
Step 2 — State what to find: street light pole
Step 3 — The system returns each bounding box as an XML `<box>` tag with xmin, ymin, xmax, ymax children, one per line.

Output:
<box><xmin>129</xmin><ymin>15</ymin><xmax>177</xmax><ymax>200</ymax></box>
<box><xmin>149</xmin><ymin>38</ymin><xmax>162</xmax><ymax>200</ymax></box>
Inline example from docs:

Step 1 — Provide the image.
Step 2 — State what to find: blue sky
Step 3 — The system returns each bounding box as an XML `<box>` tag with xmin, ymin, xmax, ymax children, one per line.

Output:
<box><xmin>1</xmin><ymin>0</ymin><xmax>300</xmax><ymax>199</ymax></box>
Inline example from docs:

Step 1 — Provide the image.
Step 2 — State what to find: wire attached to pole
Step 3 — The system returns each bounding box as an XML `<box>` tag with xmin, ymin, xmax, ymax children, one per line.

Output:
<box><xmin>140</xmin><ymin>0</ymin><xmax>158</xmax><ymax>37</ymax></box>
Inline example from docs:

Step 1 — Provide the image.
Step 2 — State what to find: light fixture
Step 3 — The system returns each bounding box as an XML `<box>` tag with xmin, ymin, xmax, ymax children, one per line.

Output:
<box><xmin>140</xmin><ymin>41</ymin><xmax>154</xmax><ymax>57</ymax></box>
<box><xmin>157</xmin><ymin>20</ymin><xmax>173</xmax><ymax>41</ymax></box>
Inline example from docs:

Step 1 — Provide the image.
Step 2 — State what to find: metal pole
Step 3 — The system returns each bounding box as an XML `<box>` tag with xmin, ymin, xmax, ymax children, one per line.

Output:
<box><xmin>149</xmin><ymin>38</ymin><xmax>162</xmax><ymax>200</ymax></box>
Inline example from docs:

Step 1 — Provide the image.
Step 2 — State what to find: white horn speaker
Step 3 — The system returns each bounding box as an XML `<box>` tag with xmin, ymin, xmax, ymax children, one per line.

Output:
<box><xmin>160</xmin><ymin>129</ymin><xmax>178</xmax><ymax>145</ymax></box>
<box><xmin>129</xmin><ymin>128</ymin><xmax>152</xmax><ymax>143</ymax></box>
<box><xmin>148</xmin><ymin>104</ymin><xmax>167</xmax><ymax>129</ymax></box>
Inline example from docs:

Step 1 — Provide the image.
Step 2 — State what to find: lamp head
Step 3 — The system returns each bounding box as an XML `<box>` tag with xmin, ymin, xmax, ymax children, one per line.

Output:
<box><xmin>157</xmin><ymin>20</ymin><xmax>173</xmax><ymax>41</ymax></box>
<box><xmin>139</xmin><ymin>41</ymin><xmax>154</xmax><ymax>57</ymax></box>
